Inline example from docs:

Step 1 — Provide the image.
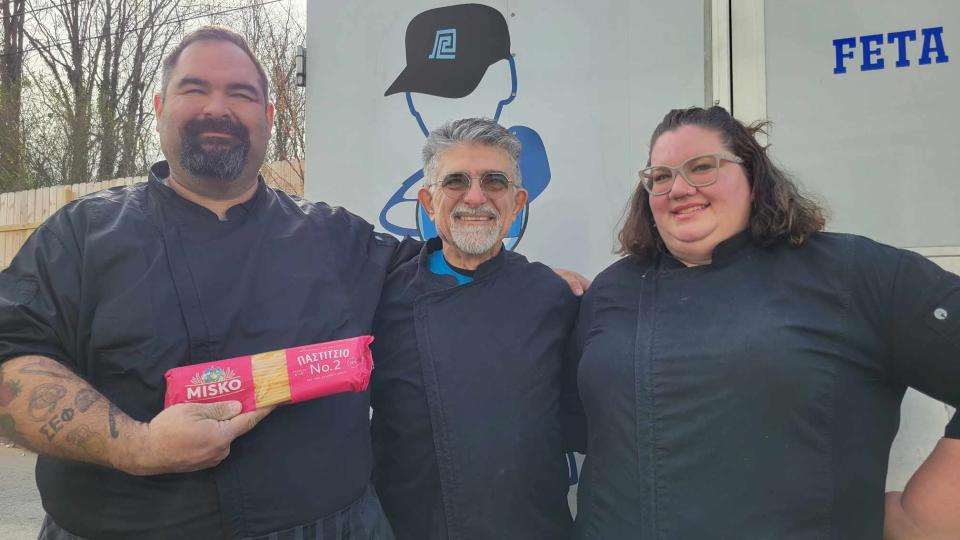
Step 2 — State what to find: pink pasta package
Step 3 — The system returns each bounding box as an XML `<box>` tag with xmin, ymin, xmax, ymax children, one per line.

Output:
<box><xmin>163</xmin><ymin>335</ymin><xmax>374</xmax><ymax>412</ymax></box>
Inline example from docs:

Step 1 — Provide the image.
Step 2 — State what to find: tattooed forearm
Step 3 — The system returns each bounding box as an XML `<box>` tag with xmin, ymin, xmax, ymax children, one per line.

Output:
<box><xmin>65</xmin><ymin>425</ymin><xmax>110</xmax><ymax>467</ymax></box>
<box><xmin>28</xmin><ymin>384</ymin><xmax>67</xmax><ymax>421</ymax></box>
<box><xmin>108</xmin><ymin>403</ymin><xmax>121</xmax><ymax>439</ymax></box>
<box><xmin>75</xmin><ymin>388</ymin><xmax>100</xmax><ymax>413</ymax></box>
<box><xmin>18</xmin><ymin>363</ymin><xmax>75</xmax><ymax>380</ymax></box>
<box><xmin>0</xmin><ymin>356</ymin><xmax>143</xmax><ymax>470</ymax></box>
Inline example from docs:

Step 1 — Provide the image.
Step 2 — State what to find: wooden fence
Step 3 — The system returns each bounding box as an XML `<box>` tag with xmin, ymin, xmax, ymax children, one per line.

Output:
<box><xmin>0</xmin><ymin>160</ymin><xmax>304</xmax><ymax>269</ymax></box>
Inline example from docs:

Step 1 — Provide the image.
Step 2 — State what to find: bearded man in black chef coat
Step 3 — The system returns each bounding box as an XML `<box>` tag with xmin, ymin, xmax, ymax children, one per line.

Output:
<box><xmin>0</xmin><ymin>26</ymin><xmax>414</xmax><ymax>540</ymax></box>
<box><xmin>370</xmin><ymin>117</ymin><xmax>583</xmax><ymax>540</ymax></box>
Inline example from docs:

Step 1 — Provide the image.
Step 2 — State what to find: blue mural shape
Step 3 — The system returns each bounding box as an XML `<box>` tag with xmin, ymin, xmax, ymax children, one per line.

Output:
<box><xmin>428</xmin><ymin>29</ymin><xmax>458</xmax><ymax>60</ymax></box>
<box><xmin>381</xmin><ymin>3</ymin><xmax>551</xmax><ymax>252</ymax></box>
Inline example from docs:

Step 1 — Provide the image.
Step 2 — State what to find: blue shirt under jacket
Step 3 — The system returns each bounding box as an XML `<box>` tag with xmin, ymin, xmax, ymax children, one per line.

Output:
<box><xmin>371</xmin><ymin>237</ymin><xmax>581</xmax><ymax>540</ymax></box>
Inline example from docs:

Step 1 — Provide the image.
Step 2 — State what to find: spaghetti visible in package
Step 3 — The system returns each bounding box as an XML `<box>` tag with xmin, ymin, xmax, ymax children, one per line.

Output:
<box><xmin>163</xmin><ymin>335</ymin><xmax>374</xmax><ymax>412</ymax></box>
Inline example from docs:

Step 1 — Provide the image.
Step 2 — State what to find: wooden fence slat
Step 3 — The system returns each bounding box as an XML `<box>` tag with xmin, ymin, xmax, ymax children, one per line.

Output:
<box><xmin>43</xmin><ymin>186</ymin><xmax>53</xmax><ymax>220</ymax></box>
<box><xmin>6</xmin><ymin>192</ymin><xmax>14</xmax><ymax>265</ymax></box>
<box><xmin>12</xmin><ymin>190</ymin><xmax>24</xmax><ymax>266</ymax></box>
<box><xmin>47</xmin><ymin>185</ymin><xmax>57</xmax><ymax>222</ymax></box>
<box><xmin>0</xmin><ymin>193</ymin><xmax>9</xmax><ymax>266</ymax></box>
<box><xmin>17</xmin><ymin>192</ymin><xmax>25</xmax><ymax>254</ymax></box>
<box><xmin>4</xmin><ymin>192</ymin><xmax>14</xmax><ymax>264</ymax></box>
<box><xmin>25</xmin><ymin>186</ymin><xmax>37</xmax><ymax>229</ymax></box>
<box><xmin>22</xmin><ymin>188</ymin><xmax>34</xmax><ymax>258</ymax></box>
<box><xmin>0</xmin><ymin>193</ymin><xmax>9</xmax><ymax>226</ymax></box>
<box><xmin>23</xmin><ymin>188</ymin><xmax>34</xmax><ymax>254</ymax></box>
<box><xmin>34</xmin><ymin>187</ymin><xmax>45</xmax><ymax>222</ymax></box>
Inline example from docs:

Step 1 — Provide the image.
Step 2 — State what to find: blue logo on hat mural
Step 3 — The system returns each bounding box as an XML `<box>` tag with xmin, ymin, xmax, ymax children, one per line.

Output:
<box><xmin>428</xmin><ymin>29</ymin><xmax>457</xmax><ymax>60</ymax></box>
<box><xmin>381</xmin><ymin>3</ymin><xmax>552</xmax><ymax>253</ymax></box>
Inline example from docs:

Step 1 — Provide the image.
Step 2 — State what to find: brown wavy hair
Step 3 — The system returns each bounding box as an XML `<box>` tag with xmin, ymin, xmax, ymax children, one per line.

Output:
<box><xmin>618</xmin><ymin>106</ymin><xmax>826</xmax><ymax>259</ymax></box>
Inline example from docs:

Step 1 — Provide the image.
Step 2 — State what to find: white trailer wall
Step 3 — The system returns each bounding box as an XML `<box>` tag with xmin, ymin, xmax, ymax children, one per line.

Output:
<box><xmin>731</xmin><ymin>0</ymin><xmax>958</xmax><ymax>490</ymax></box>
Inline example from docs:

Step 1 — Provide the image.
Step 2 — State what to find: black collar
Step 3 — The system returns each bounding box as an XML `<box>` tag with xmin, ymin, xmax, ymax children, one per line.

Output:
<box><xmin>660</xmin><ymin>228</ymin><xmax>754</xmax><ymax>269</ymax></box>
<box><xmin>147</xmin><ymin>161</ymin><xmax>268</xmax><ymax>223</ymax></box>
<box><xmin>711</xmin><ymin>228</ymin><xmax>753</xmax><ymax>267</ymax></box>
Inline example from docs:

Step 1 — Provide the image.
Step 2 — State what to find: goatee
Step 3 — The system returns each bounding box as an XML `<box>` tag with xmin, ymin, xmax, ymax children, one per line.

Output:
<box><xmin>448</xmin><ymin>204</ymin><xmax>503</xmax><ymax>255</ymax></box>
<box><xmin>178</xmin><ymin>117</ymin><xmax>251</xmax><ymax>182</ymax></box>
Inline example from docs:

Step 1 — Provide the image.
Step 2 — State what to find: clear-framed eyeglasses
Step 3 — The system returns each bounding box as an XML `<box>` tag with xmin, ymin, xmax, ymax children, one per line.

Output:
<box><xmin>429</xmin><ymin>171</ymin><xmax>518</xmax><ymax>197</ymax></box>
<box><xmin>639</xmin><ymin>152</ymin><xmax>744</xmax><ymax>196</ymax></box>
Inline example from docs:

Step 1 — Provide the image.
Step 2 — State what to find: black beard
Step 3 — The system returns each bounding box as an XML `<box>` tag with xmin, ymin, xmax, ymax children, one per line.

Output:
<box><xmin>178</xmin><ymin>117</ymin><xmax>251</xmax><ymax>182</ymax></box>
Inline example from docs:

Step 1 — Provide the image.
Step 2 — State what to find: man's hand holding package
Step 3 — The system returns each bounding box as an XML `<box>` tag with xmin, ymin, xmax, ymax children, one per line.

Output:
<box><xmin>118</xmin><ymin>401</ymin><xmax>274</xmax><ymax>476</ymax></box>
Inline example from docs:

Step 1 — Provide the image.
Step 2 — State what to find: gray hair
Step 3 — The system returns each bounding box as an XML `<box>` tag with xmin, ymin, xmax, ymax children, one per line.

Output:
<box><xmin>422</xmin><ymin>118</ymin><xmax>522</xmax><ymax>187</ymax></box>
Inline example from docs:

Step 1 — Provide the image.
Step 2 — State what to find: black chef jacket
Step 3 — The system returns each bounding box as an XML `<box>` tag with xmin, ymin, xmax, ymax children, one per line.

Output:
<box><xmin>370</xmin><ymin>238</ymin><xmax>580</xmax><ymax>540</ymax></box>
<box><xmin>572</xmin><ymin>230</ymin><xmax>960</xmax><ymax>540</ymax></box>
<box><xmin>0</xmin><ymin>162</ymin><xmax>418</xmax><ymax>539</ymax></box>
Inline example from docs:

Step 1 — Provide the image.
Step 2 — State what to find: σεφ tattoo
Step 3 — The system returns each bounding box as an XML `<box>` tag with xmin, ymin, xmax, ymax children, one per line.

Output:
<box><xmin>0</xmin><ymin>367</ymin><xmax>22</xmax><ymax>407</ymax></box>
<box><xmin>75</xmin><ymin>388</ymin><xmax>100</xmax><ymax>413</ymax></box>
<box><xmin>108</xmin><ymin>403</ymin><xmax>120</xmax><ymax>439</ymax></box>
<box><xmin>28</xmin><ymin>384</ymin><xmax>67</xmax><ymax>421</ymax></box>
<box><xmin>38</xmin><ymin>407</ymin><xmax>75</xmax><ymax>442</ymax></box>
<box><xmin>18</xmin><ymin>363</ymin><xmax>74</xmax><ymax>380</ymax></box>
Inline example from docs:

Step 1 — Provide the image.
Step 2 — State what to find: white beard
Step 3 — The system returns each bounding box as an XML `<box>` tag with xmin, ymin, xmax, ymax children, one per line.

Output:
<box><xmin>447</xmin><ymin>204</ymin><xmax>503</xmax><ymax>255</ymax></box>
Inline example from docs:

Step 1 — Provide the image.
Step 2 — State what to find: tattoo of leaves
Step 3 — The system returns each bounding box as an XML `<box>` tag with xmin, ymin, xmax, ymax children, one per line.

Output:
<box><xmin>28</xmin><ymin>384</ymin><xmax>67</xmax><ymax>421</ymax></box>
<box><xmin>74</xmin><ymin>389</ymin><xmax>101</xmax><ymax>413</ymax></box>
<box><xmin>108</xmin><ymin>403</ymin><xmax>121</xmax><ymax>439</ymax></box>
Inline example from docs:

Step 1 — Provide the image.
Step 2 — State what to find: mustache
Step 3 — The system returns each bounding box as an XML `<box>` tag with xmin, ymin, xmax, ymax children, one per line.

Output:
<box><xmin>451</xmin><ymin>205</ymin><xmax>499</xmax><ymax>219</ymax></box>
<box><xmin>182</xmin><ymin>117</ymin><xmax>249</xmax><ymax>143</ymax></box>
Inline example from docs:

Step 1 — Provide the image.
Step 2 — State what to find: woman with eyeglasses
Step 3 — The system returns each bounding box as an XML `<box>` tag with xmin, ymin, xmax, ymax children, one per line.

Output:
<box><xmin>570</xmin><ymin>106</ymin><xmax>960</xmax><ymax>539</ymax></box>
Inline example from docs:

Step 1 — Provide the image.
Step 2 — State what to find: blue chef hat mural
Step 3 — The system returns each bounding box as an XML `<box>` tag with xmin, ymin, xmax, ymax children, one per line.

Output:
<box><xmin>381</xmin><ymin>3</ymin><xmax>551</xmax><ymax>250</ymax></box>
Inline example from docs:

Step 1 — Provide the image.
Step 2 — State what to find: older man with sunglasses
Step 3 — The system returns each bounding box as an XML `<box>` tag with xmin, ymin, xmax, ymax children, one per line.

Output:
<box><xmin>369</xmin><ymin>118</ymin><xmax>583</xmax><ymax>540</ymax></box>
